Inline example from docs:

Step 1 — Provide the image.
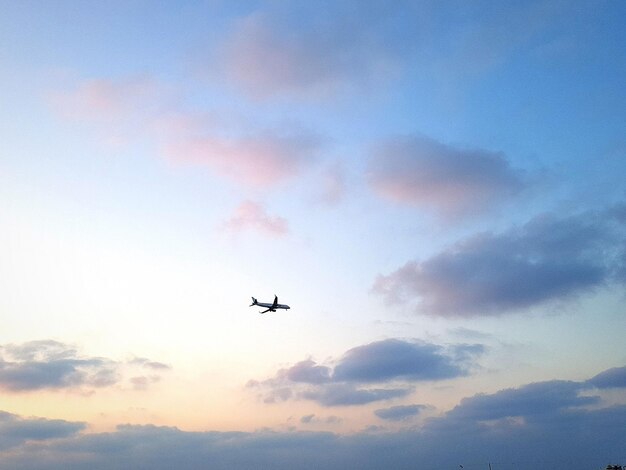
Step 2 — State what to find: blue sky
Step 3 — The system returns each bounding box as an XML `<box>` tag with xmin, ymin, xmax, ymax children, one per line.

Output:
<box><xmin>0</xmin><ymin>1</ymin><xmax>625</xmax><ymax>468</ymax></box>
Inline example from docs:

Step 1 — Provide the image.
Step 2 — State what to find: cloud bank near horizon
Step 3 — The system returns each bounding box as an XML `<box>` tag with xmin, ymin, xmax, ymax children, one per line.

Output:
<box><xmin>0</xmin><ymin>411</ymin><xmax>85</xmax><ymax>451</ymax></box>
<box><xmin>0</xmin><ymin>364</ymin><xmax>624</xmax><ymax>469</ymax></box>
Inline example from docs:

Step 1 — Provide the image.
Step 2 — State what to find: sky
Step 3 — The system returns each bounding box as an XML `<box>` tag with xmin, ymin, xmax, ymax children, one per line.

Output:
<box><xmin>0</xmin><ymin>0</ymin><xmax>625</xmax><ymax>468</ymax></box>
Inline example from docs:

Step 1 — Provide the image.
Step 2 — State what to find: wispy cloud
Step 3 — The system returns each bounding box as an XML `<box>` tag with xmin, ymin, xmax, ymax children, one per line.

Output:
<box><xmin>222</xmin><ymin>201</ymin><xmax>288</xmax><ymax>237</ymax></box>
<box><xmin>129</xmin><ymin>376</ymin><xmax>161</xmax><ymax>391</ymax></box>
<box><xmin>373</xmin><ymin>206</ymin><xmax>626</xmax><ymax>316</ymax></box>
<box><xmin>314</xmin><ymin>164</ymin><xmax>346</xmax><ymax>205</ymax></box>
<box><xmin>164</xmin><ymin>130</ymin><xmax>320</xmax><ymax>188</ymax></box>
<box><xmin>213</xmin><ymin>6</ymin><xmax>401</xmax><ymax>99</ymax></box>
<box><xmin>0</xmin><ymin>341</ymin><xmax>169</xmax><ymax>393</ymax></box>
<box><xmin>51</xmin><ymin>77</ymin><xmax>322</xmax><ymax>188</ymax></box>
<box><xmin>426</xmin><ymin>1</ymin><xmax>574</xmax><ymax>85</ymax></box>
<box><xmin>374</xmin><ymin>404</ymin><xmax>427</xmax><ymax>421</ymax></box>
<box><xmin>208</xmin><ymin>1</ymin><xmax>573</xmax><ymax>102</ymax></box>
<box><xmin>48</xmin><ymin>76</ymin><xmax>161</xmax><ymax>147</ymax></box>
<box><xmin>300</xmin><ymin>414</ymin><xmax>342</xmax><ymax>425</ymax></box>
<box><xmin>248</xmin><ymin>339</ymin><xmax>483</xmax><ymax>407</ymax></box>
<box><xmin>367</xmin><ymin>135</ymin><xmax>525</xmax><ymax>216</ymax></box>
<box><xmin>49</xmin><ymin>76</ymin><xmax>158</xmax><ymax>122</ymax></box>
<box><xmin>128</xmin><ymin>358</ymin><xmax>171</xmax><ymax>371</ymax></box>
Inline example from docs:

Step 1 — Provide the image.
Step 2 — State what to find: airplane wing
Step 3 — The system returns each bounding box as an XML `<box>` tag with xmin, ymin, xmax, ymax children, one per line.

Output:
<box><xmin>272</xmin><ymin>295</ymin><xmax>278</xmax><ymax>309</ymax></box>
<box><xmin>259</xmin><ymin>308</ymin><xmax>271</xmax><ymax>314</ymax></box>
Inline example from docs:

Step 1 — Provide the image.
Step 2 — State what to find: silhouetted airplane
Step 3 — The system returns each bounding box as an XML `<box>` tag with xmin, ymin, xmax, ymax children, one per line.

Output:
<box><xmin>250</xmin><ymin>295</ymin><xmax>290</xmax><ymax>314</ymax></box>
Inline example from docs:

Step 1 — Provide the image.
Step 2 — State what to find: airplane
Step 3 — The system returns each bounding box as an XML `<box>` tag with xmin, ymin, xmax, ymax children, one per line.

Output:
<box><xmin>250</xmin><ymin>295</ymin><xmax>290</xmax><ymax>314</ymax></box>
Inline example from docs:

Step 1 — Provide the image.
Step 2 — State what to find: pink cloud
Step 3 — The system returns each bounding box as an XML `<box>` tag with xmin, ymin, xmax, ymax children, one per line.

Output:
<box><xmin>367</xmin><ymin>135</ymin><xmax>525</xmax><ymax>216</ymax></box>
<box><xmin>48</xmin><ymin>76</ymin><xmax>162</xmax><ymax>148</ymax></box>
<box><xmin>222</xmin><ymin>200</ymin><xmax>288</xmax><ymax>237</ymax></box>
<box><xmin>50</xmin><ymin>77</ymin><xmax>321</xmax><ymax>188</ymax></box>
<box><xmin>164</xmin><ymin>131</ymin><xmax>320</xmax><ymax>188</ymax></box>
<box><xmin>215</xmin><ymin>12</ymin><xmax>399</xmax><ymax>99</ymax></box>
<box><xmin>49</xmin><ymin>76</ymin><xmax>158</xmax><ymax>122</ymax></box>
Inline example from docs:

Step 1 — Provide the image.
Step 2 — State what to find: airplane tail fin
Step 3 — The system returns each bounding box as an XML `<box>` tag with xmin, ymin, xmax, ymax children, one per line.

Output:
<box><xmin>250</xmin><ymin>297</ymin><xmax>257</xmax><ymax>306</ymax></box>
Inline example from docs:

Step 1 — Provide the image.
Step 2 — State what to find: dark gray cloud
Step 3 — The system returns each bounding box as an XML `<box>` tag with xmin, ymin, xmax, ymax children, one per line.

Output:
<box><xmin>0</xmin><ymin>411</ymin><xmax>84</xmax><ymax>451</ymax></box>
<box><xmin>587</xmin><ymin>366</ymin><xmax>626</xmax><ymax>389</ymax></box>
<box><xmin>1</xmin><ymin>370</ymin><xmax>624</xmax><ymax>470</ymax></box>
<box><xmin>367</xmin><ymin>135</ymin><xmax>525</xmax><ymax>216</ymax></box>
<box><xmin>448</xmin><ymin>381</ymin><xmax>597</xmax><ymax>421</ymax></box>
<box><xmin>285</xmin><ymin>360</ymin><xmax>332</xmax><ymax>384</ymax></box>
<box><xmin>301</xmin><ymin>384</ymin><xmax>412</xmax><ymax>407</ymax></box>
<box><xmin>374</xmin><ymin>404</ymin><xmax>426</xmax><ymax>421</ymax></box>
<box><xmin>0</xmin><ymin>341</ymin><xmax>117</xmax><ymax>392</ymax></box>
<box><xmin>0</xmin><ymin>341</ymin><xmax>169</xmax><ymax>392</ymax></box>
<box><xmin>249</xmin><ymin>339</ymin><xmax>483</xmax><ymax>407</ymax></box>
<box><xmin>300</xmin><ymin>414</ymin><xmax>342</xmax><ymax>425</ymax></box>
<box><xmin>373</xmin><ymin>208</ymin><xmax>626</xmax><ymax>316</ymax></box>
<box><xmin>333</xmin><ymin>339</ymin><xmax>470</xmax><ymax>382</ymax></box>
<box><xmin>262</xmin><ymin>387</ymin><xmax>293</xmax><ymax>404</ymax></box>
<box><xmin>325</xmin><ymin>415</ymin><xmax>342</xmax><ymax>425</ymax></box>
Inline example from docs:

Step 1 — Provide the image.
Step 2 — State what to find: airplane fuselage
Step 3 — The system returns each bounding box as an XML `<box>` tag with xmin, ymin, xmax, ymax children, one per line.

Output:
<box><xmin>255</xmin><ymin>302</ymin><xmax>290</xmax><ymax>310</ymax></box>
